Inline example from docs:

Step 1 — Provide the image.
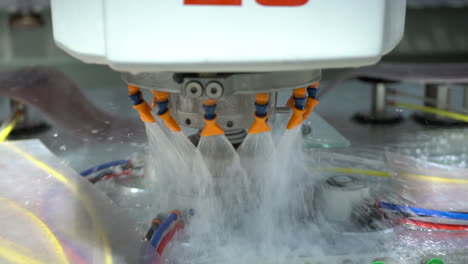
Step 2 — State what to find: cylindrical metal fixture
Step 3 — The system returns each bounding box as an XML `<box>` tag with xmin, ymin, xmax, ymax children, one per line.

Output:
<box><xmin>371</xmin><ymin>82</ymin><xmax>387</xmax><ymax>118</ymax></box>
<box><xmin>424</xmin><ymin>84</ymin><xmax>450</xmax><ymax>120</ymax></box>
<box><xmin>315</xmin><ymin>175</ymin><xmax>370</xmax><ymax>224</ymax></box>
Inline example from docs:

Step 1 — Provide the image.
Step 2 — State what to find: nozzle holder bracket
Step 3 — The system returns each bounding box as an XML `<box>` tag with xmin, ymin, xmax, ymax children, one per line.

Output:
<box><xmin>121</xmin><ymin>70</ymin><xmax>322</xmax><ymax>97</ymax></box>
<box><xmin>122</xmin><ymin>70</ymin><xmax>321</xmax><ymax>130</ymax></box>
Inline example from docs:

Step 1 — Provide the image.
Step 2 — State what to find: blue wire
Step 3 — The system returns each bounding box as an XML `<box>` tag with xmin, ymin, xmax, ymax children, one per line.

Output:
<box><xmin>150</xmin><ymin>212</ymin><xmax>178</xmax><ymax>248</ymax></box>
<box><xmin>379</xmin><ymin>201</ymin><xmax>468</xmax><ymax>221</ymax></box>
<box><xmin>80</xmin><ymin>160</ymin><xmax>129</xmax><ymax>177</ymax></box>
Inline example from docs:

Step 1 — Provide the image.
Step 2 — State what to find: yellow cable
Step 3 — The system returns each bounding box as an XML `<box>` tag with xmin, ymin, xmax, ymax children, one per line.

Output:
<box><xmin>321</xmin><ymin>167</ymin><xmax>468</xmax><ymax>184</ymax></box>
<box><xmin>0</xmin><ymin>111</ymin><xmax>21</xmax><ymax>143</ymax></box>
<box><xmin>0</xmin><ymin>237</ymin><xmax>48</xmax><ymax>264</ymax></box>
<box><xmin>322</xmin><ymin>167</ymin><xmax>391</xmax><ymax>178</ymax></box>
<box><xmin>0</xmin><ymin>236</ymin><xmax>35</xmax><ymax>257</ymax></box>
<box><xmin>6</xmin><ymin>144</ymin><xmax>113</xmax><ymax>264</ymax></box>
<box><xmin>0</xmin><ymin>198</ymin><xmax>68</xmax><ymax>264</ymax></box>
<box><xmin>401</xmin><ymin>173</ymin><xmax>468</xmax><ymax>184</ymax></box>
<box><xmin>393</xmin><ymin>102</ymin><xmax>468</xmax><ymax>122</ymax></box>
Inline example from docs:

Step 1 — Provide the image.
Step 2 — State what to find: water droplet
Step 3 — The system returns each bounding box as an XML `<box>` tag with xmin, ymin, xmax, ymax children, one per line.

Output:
<box><xmin>91</xmin><ymin>129</ymin><xmax>99</xmax><ymax>134</ymax></box>
<box><xmin>59</xmin><ymin>145</ymin><xmax>67</xmax><ymax>151</ymax></box>
<box><xmin>53</xmin><ymin>133</ymin><xmax>58</xmax><ymax>137</ymax></box>
<box><xmin>130</xmin><ymin>188</ymin><xmax>140</xmax><ymax>193</ymax></box>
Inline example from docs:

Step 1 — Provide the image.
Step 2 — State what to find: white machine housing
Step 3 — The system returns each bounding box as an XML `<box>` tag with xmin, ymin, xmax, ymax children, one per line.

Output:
<box><xmin>51</xmin><ymin>0</ymin><xmax>406</xmax><ymax>73</ymax></box>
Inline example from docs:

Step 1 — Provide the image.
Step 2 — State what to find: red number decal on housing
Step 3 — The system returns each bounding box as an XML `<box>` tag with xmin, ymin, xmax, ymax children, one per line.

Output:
<box><xmin>184</xmin><ymin>0</ymin><xmax>242</xmax><ymax>5</ymax></box>
<box><xmin>256</xmin><ymin>0</ymin><xmax>308</xmax><ymax>6</ymax></box>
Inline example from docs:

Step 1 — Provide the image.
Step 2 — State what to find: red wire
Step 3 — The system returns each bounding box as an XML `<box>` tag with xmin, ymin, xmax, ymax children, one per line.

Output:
<box><xmin>152</xmin><ymin>253</ymin><xmax>161</xmax><ymax>264</ymax></box>
<box><xmin>156</xmin><ymin>222</ymin><xmax>185</xmax><ymax>256</ymax></box>
<box><xmin>59</xmin><ymin>239</ymin><xmax>88</xmax><ymax>264</ymax></box>
<box><xmin>103</xmin><ymin>170</ymin><xmax>133</xmax><ymax>180</ymax></box>
<box><xmin>399</xmin><ymin>218</ymin><xmax>468</xmax><ymax>231</ymax></box>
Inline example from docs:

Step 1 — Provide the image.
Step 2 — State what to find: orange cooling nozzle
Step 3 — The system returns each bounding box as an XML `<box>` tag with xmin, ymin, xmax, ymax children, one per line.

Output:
<box><xmin>293</xmin><ymin>87</ymin><xmax>307</xmax><ymax>98</ymax></box>
<box><xmin>286</xmin><ymin>88</ymin><xmax>307</xmax><ymax>130</ymax></box>
<box><xmin>248</xmin><ymin>114</ymin><xmax>271</xmax><ymax>134</ymax></box>
<box><xmin>303</xmin><ymin>81</ymin><xmax>320</xmax><ymax>120</ymax></box>
<box><xmin>255</xmin><ymin>93</ymin><xmax>269</xmax><ymax>105</ymax></box>
<box><xmin>303</xmin><ymin>97</ymin><xmax>319</xmax><ymax>120</ymax></box>
<box><xmin>133</xmin><ymin>101</ymin><xmax>156</xmax><ymax>123</ymax></box>
<box><xmin>151</xmin><ymin>90</ymin><xmax>182</xmax><ymax>131</ymax></box>
<box><xmin>309</xmin><ymin>81</ymin><xmax>320</xmax><ymax>88</ymax></box>
<box><xmin>286</xmin><ymin>88</ymin><xmax>307</xmax><ymax>109</ymax></box>
<box><xmin>200</xmin><ymin>99</ymin><xmax>224</xmax><ymax>137</ymax></box>
<box><xmin>204</xmin><ymin>99</ymin><xmax>217</xmax><ymax>107</ymax></box>
<box><xmin>201</xmin><ymin>116</ymin><xmax>224</xmax><ymax>137</ymax></box>
<box><xmin>128</xmin><ymin>84</ymin><xmax>140</xmax><ymax>95</ymax></box>
<box><xmin>128</xmin><ymin>85</ymin><xmax>156</xmax><ymax>123</ymax></box>
<box><xmin>152</xmin><ymin>90</ymin><xmax>170</xmax><ymax>107</ymax></box>
<box><xmin>158</xmin><ymin>110</ymin><xmax>182</xmax><ymax>132</ymax></box>
<box><xmin>286</xmin><ymin>96</ymin><xmax>295</xmax><ymax>109</ymax></box>
<box><xmin>248</xmin><ymin>93</ymin><xmax>271</xmax><ymax>134</ymax></box>
<box><xmin>286</xmin><ymin>107</ymin><xmax>305</xmax><ymax>130</ymax></box>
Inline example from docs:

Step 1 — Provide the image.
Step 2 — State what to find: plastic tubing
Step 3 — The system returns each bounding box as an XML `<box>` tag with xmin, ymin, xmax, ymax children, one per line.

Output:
<box><xmin>0</xmin><ymin>197</ymin><xmax>69</xmax><ymax>264</ymax></box>
<box><xmin>318</xmin><ymin>152</ymin><xmax>386</xmax><ymax>168</ymax></box>
<box><xmin>156</xmin><ymin>222</ymin><xmax>184</xmax><ymax>255</ymax></box>
<box><xmin>80</xmin><ymin>160</ymin><xmax>129</xmax><ymax>177</ymax></box>
<box><xmin>321</xmin><ymin>167</ymin><xmax>391</xmax><ymax>178</ymax></box>
<box><xmin>388</xmin><ymin>90</ymin><xmax>468</xmax><ymax>114</ymax></box>
<box><xmin>378</xmin><ymin>201</ymin><xmax>468</xmax><ymax>221</ymax></box>
<box><xmin>0</xmin><ymin>237</ymin><xmax>49</xmax><ymax>264</ymax></box>
<box><xmin>399</xmin><ymin>218</ymin><xmax>468</xmax><ymax>231</ymax></box>
<box><xmin>390</xmin><ymin>102</ymin><xmax>468</xmax><ymax>122</ymax></box>
<box><xmin>317</xmin><ymin>153</ymin><xmax>468</xmax><ymax>184</ymax></box>
<box><xmin>0</xmin><ymin>111</ymin><xmax>21</xmax><ymax>142</ymax></box>
<box><xmin>388</xmin><ymin>89</ymin><xmax>438</xmax><ymax>104</ymax></box>
<box><xmin>8</xmin><ymin>144</ymin><xmax>113</xmax><ymax>264</ymax></box>
<box><xmin>80</xmin><ymin>160</ymin><xmax>128</xmax><ymax>176</ymax></box>
<box><xmin>150</xmin><ymin>211</ymin><xmax>179</xmax><ymax>248</ymax></box>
